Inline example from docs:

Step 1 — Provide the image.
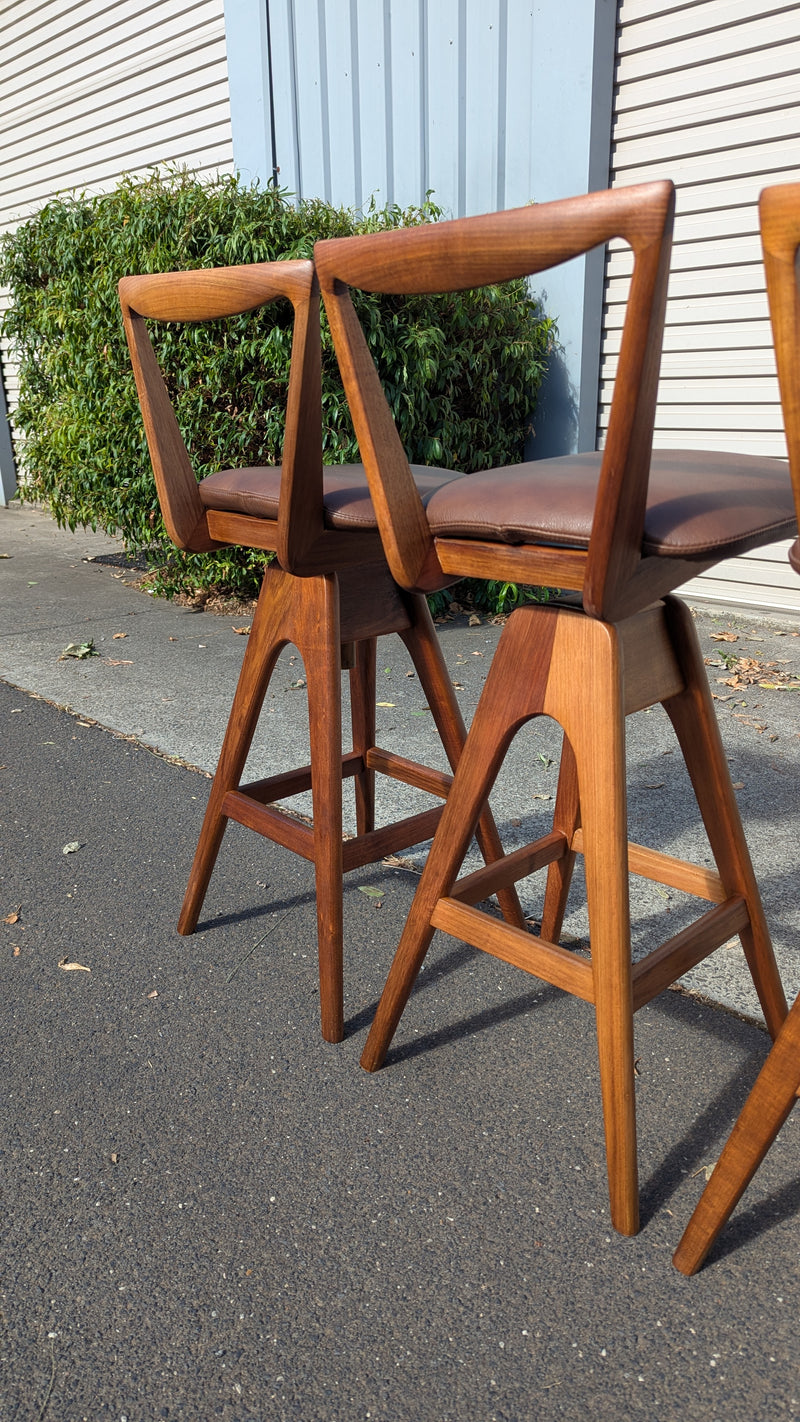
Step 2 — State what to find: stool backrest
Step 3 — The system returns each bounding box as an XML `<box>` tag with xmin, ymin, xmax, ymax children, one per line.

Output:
<box><xmin>760</xmin><ymin>183</ymin><xmax>800</xmax><ymax>574</ymax></box>
<box><xmin>315</xmin><ymin>181</ymin><xmax>675</xmax><ymax>621</ymax></box>
<box><xmin>118</xmin><ymin>260</ymin><xmax>324</xmax><ymax>572</ymax></box>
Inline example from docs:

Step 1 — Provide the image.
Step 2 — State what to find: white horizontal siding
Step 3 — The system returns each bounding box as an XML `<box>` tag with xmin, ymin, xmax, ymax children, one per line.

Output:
<box><xmin>0</xmin><ymin>0</ymin><xmax>233</xmax><ymax>229</ymax></box>
<box><xmin>0</xmin><ymin>0</ymin><xmax>234</xmax><ymax>500</ymax></box>
<box><xmin>680</xmin><ymin>540</ymin><xmax>800</xmax><ymax>614</ymax></box>
<box><xmin>601</xmin><ymin>0</ymin><xmax>800</xmax><ymax>611</ymax></box>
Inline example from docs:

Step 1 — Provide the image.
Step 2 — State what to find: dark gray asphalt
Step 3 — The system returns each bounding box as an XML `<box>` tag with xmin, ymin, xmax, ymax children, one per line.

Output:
<box><xmin>2</xmin><ymin>506</ymin><xmax>800</xmax><ymax>1419</ymax></box>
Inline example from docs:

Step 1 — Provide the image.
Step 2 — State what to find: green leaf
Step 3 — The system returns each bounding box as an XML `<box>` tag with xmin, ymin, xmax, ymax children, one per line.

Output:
<box><xmin>59</xmin><ymin>640</ymin><xmax>98</xmax><ymax>660</ymax></box>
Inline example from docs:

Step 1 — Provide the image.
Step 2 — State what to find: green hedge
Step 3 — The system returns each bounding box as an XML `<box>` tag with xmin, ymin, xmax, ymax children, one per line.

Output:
<box><xmin>0</xmin><ymin>168</ymin><xmax>555</xmax><ymax>600</ymax></box>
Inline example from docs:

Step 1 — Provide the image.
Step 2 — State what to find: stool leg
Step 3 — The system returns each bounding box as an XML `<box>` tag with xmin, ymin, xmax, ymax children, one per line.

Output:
<box><xmin>539</xmin><ymin>735</ymin><xmax>580</xmax><ymax>942</ymax></box>
<box><xmin>662</xmin><ymin>598</ymin><xmax>788</xmax><ymax>1039</ymax></box>
<box><xmin>348</xmin><ymin>638</ymin><xmax>377</xmax><ymax>836</ymax></box>
<box><xmin>179</xmin><ymin>567</ymin><xmax>347</xmax><ymax>1043</ymax></box>
<box><xmin>300</xmin><ymin>575</ymin><xmax>346</xmax><ymax>1043</ymax></box>
<box><xmin>400</xmin><ymin>593</ymin><xmax>527</xmax><ymax>931</ymax></box>
<box><xmin>178</xmin><ymin>566</ymin><xmax>292</xmax><ymax>936</ymax></box>
<box><xmin>550</xmin><ymin>616</ymin><xmax>639</xmax><ymax>1235</ymax></box>
<box><xmin>673</xmin><ymin>993</ymin><xmax>800</xmax><ymax>1274</ymax></box>
<box><xmin>362</xmin><ymin>606</ymin><xmax>557</xmax><ymax>1071</ymax></box>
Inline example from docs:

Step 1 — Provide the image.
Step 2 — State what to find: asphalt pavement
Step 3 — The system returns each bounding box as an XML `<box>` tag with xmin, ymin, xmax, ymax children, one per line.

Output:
<box><xmin>2</xmin><ymin>502</ymin><xmax>800</xmax><ymax>1421</ymax></box>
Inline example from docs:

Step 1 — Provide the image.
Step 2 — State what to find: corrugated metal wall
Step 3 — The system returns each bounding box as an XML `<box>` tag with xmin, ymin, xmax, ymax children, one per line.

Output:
<box><xmin>266</xmin><ymin>0</ymin><xmax>540</xmax><ymax>219</ymax></box>
<box><xmin>603</xmin><ymin>0</ymin><xmax>800</xmax><ymax>611</ymax></box>
<box><xmin>257</xmin><ymin>0</ymin><xmax>615</xmax><ymax>458</ymax></box>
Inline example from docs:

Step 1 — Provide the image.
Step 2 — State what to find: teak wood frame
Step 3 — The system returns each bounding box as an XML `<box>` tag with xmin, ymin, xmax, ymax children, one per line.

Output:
<box><xmin>315</xmin><ymin>182</ymin><xmax>788</xmax><ymax>1233</ymax></box>
<box><xmin>119</xmin><ymin>260</ymin><xmax>523</xmax><ymax>1044</ymax></box>
<box><xmin>673</xmin><ymin>181</ymin><xmax>800</xmax><ymax>1274</ymax></box>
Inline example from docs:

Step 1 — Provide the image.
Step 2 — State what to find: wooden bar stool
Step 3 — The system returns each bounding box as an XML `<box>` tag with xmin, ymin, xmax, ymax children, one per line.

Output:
<box><xmin>674</xmin><ymin>181</ymin><xmax>800</xmax><ymax>1274</ymax></box>
<box><xmin>119</xmin><ymin>260</ymin><xmax>523</xmax><ymax>1044</ymax></box>
<box><xmin>315</xmin><ymin>181</ymin><xmax>795</xmax><ymax>1233</ymax></box>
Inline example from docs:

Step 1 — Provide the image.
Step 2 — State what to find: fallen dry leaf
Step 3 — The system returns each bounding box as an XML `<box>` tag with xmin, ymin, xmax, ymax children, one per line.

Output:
<box><xmin>12</xmin><ymin>946</ymin><xmax>20</xmax><ymax>957</ymax></box>
<box><xmin>717</xmin><ymin>656</ymin><xmax>800</xmax><ymax>690</ymax></box>
<box><xmin>106</xmin><ymin>658</ymin><xmax>133</xmax><ymax>666</ymax></box>
<box><xmin>112</xmin><ymin>632</ymin><xmax>128</xmax><ymax>640</ymax></box>
<box><xmin>3</xmin><ymin>907</ymin><xmax>20</xmax><ymax>925</ymax></box>
<box><xmin>376</xmin><ymin>701</ymin><xmax>395</xmax><ymax>707</ymax></box>
<box><xmin>110</xmin><ymin>1153</ymin><xmax>119</xmax><ymax>1164</ymax></box>
<box><xmin>710</xmin><ymin>632</ymin><xmax>739</xmax><ymax>642</ymax></box>
<box><xmin>233</xmin><ymin>625</ymin><xmax>251</xmax><ymax>635</ymax></box>
<box><xmin>692</xmin><ymin>1161</ymin><xmax>717</xmax><ymax>1182</ymax></box>
<box><xmin>62</xmin><ymin>841</ymin><xmax>81</xmax><ymax>855</ymax></box>
<box><xmin>147</xmin><ymin>990</ymin><xmax>158</xmax><ymax>999</ymax></box>
<box><xmin>468</xmin><ymin>614</ymin><xmax>481</xmax><ymax>626</ymax></box>
<box><xmin>732</xmin><ymin>713</ymin><xmax>767</xmax><ymax>731</ymax></box>
<box><xmin>58</xmin><ymin>957</ymin><xmax>90</xmax><ymax>972</ymax></box>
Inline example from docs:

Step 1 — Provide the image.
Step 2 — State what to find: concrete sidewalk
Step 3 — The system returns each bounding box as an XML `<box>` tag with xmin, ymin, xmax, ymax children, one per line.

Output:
<box><xmin>2</xmin><ymin>503</ymin><xmax>800</xmax><ymax>1420</ymax></box>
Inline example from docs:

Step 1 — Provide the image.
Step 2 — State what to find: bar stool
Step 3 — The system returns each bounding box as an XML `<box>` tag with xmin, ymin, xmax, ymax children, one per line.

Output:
<box><xmin>674</xmin><ymin>181</ymin><xmax>800</xmax><ymax>1273</ymax></box>
<box><xmin>315</xmin><ymin>181</ymin><xmax>794</xmax><ymax>1232</ymax></box>
<box><xmin>119</xmin><ymin>260</ymin><xmax>523</xmax><ymax>1044</ymax></box>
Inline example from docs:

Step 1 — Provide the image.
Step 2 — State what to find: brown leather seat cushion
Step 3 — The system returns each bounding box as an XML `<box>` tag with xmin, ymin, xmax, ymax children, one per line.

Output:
<box><xmin>425</xmin><ymin>449</ymin><xmax>798</xmax><ymax>560</ymax></box>
<box><xmin>198</xmin><ymin>463</ymin><xmax>462</xmax><ymax>528</ymax></box>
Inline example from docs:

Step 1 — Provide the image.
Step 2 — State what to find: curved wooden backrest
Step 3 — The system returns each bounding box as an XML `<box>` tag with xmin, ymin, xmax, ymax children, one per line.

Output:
<box><xmin>315</xmin><ymin>181</ymin><xmax>675</xmax><ymax>618</ymax></box>
<box><xmin>760</xmin><ymin>183</ymin><xmax>800</xmax><ymax>574</ymax></box>
<box><xmin>118</xmin><ymin>260</ymin><xmax>323</xmax><ymax>568</ymax></box>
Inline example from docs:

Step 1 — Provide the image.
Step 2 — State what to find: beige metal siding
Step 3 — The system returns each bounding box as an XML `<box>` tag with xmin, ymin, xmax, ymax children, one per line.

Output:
<box><xmin>603</xmin><ymin>0</ymin><xmax>800</xmax><ymax>612</ymax></box>
<box><xmin>0</xmin><ymin>0</ymin><xmax>233</xmax><ymax>232</ymax></box>
<box><xmin>0</xmin><ymin>0</ymin><xmax>234</xmax><ymax>456</ymax></box>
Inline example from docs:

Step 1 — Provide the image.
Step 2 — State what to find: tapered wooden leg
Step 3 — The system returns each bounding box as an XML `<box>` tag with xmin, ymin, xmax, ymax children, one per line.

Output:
<box><xmin>546</xmin><ymin>616</ymin><xmax>639</xmax><ymax>1235</ymax></box>
<box><xmin>662</xmin><ymin>597</ymin><xmax>787</xmax><ymax>1039</ymax></box>
<box><xmin>348</xmin><ymin>638</ymin><xmax>377</xmax><ymax>836</ymax></box>
<box><xmin>303</xmin><ymin>577</ymin><xmax>345</xmax><ymax>1043</ymax></box>
<box><xmin>178</xmin><ymin>565</ymin><xmax>292</xmax><ymax>935</ymax></box>
<box><xmin>400</xmin><ymin>593</ymin><xmax>527</xmax><ymax>931</ymax></box>
<box><xmin>178</xmin><ymin>566</ymin><xmax>347</xmax><ymax>1041</ymax></box>
<box><xmin>362</xmin><ymin>606</ymin><xmax>558</xmax><ymax>1071</ymax></box>
<box><xmin>540</xmin><ymin>735</ymin><xmax>580</xmax><ymax>942</ymax></box>
<box><xmin>673</xmin><ymin>993</ymin><xmax>800</xmax><ymax>1275</ymax></box>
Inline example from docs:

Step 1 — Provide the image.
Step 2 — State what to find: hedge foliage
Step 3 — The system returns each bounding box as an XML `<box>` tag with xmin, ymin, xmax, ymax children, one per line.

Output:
<box><xmin>0</xmin><ymin>169</ymin><xmax>555</xmax><ymax>600</ymax></box>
